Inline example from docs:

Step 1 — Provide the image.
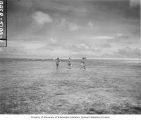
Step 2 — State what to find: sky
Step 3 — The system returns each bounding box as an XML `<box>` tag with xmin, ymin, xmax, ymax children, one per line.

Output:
<box><xmin>0</xmin><ymin>0</ymin><xmax>140</xmax><ymax>59</ymax></box>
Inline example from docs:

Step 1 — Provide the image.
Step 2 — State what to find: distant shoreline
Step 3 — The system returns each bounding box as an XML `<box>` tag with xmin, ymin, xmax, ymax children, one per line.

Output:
<box><xmin>0</xmin><ymin>57</ymin><xmax>140</xmax><ymax>62</ymax></box>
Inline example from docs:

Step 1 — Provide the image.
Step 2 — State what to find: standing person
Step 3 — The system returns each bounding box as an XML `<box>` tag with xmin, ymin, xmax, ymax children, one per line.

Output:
<box><xmin>56</xmin><ymin>58</ymin><xmax>60</xmax><ymax>69</ymax></box>
<box><xmin>81</xmin><ymin>57</ymin><xmax>86</xmax><ymax>70</ymax></box>
<box><xmin>67</xmin><ymin>57</ymin><xmax>72</xmax><ymax>69</ymax></box>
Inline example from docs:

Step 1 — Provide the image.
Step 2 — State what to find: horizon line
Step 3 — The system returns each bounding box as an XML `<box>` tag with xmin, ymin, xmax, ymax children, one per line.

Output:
<box><xmin>0</xmin><ymin>57</ymin><xmax>140</xmax><ymax>60</ymax></box>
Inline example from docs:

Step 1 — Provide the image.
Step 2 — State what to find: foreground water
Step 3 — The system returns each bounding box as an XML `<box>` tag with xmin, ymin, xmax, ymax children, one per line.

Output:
<box><xmin>0</xmin><ymin>59</ymin><xmax>141</xmax><ymax>114</ymax></box>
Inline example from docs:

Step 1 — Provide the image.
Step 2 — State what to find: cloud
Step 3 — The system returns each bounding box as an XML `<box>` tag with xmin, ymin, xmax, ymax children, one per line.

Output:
<box><xmin>75</xmin><ymin>43</ymin><xmax>89</xmax><ymax>50</ymax></box>
<box><xmin>130</xmin><ymin>0</ymin><xmax>140</xmax><ymax>7</ymax></box>
<box><xmin>88</xmin><ymin>21</ymin><xmax>94</xmax><ymax>29</ymax></box>
<box><xmin>117</xmin><ymin>47</ymin><xmax>141</xmax><ymax>58</ymax></box>
<box><xmin>5</xmin><ymin>0</ymin><xmax>140</xmax><ymax>59</ymax></box>
<box><xmin>60</xmin><ymin>18</ymin><xmax>67</xmax><ymax>26</ymax></box>
<box><xmin>107</xmin><ymin>33</ymin><xmax>139</xmax><ymax>45</ymax></box>
<box><xmin>17</xmin><ymin>0</ymin><xmax>33</xmax><ymax>8</ymax></box>
<box><xmin>60</xmin><ymin>19</ymin><xmax>94</xmax><ymax>31</ymax></box>
<box><xmin>78</xmin><ymin>33</ymin><xmax>131</xmax><ymax>45</ymax></box>
<box><xmin>23</xmin><ymin>42</ymin><xmax>46</xmax><ymax>51</ymax></box>
<box><xmin>0</xmin><ymin>48</ymin><xmax>3</xmax><ymax>52</ymax></box>
<box><xmin>102</xmin><ymin>43</ymin><xmax>112</xmax><ymax>48</ymax></box>
<box><xmin>68</xmin><ymin>23</ymin><xmax>79</xmax><ymax>31</ymax></box>
<box><xmin>60</xmin><ymin>18</ymin><xmax>80</xmax><ymax>31</ymax></box>
<box><xmin>31</xmin><ymin>46</ymin><xmax>74</xmax><ymax>58</ymax></box>
<box><xmin>50</xmin><ymin>47</ymin><xmax>71</xmax><ymax>57</ymax></box>
<box><xmin>115</xmin><ymin>33</ymin><xmax>129</xmax><ymax>39</ymax></box>
<box><xmin>78</xmin><ymin>35</ymin><xmax>114</xmax><ymax>40</ymax></box>
<box><xmin>94</xmin><ymin>36</ymin><xmax>114</xmax><ymax>40</ymax></box>
<box><xmin>32</xmin><ymin>11</ymin><xmax>53</xmax><ymax>25</ymax></box>
<box><xmin>50</xmin><ymin>37</ymin><xmax>57</xmax><ymax>44</ymax></box>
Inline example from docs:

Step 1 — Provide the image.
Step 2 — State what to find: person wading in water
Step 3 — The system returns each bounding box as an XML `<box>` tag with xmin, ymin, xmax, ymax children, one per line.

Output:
<box><xmin>67</xmin><ymin>57</ymin><xmax>72</xmax><ymax>69</ymax></box>
<box><xmin>81</xmin><ymin>57</ymin><xmax>86</xmax><ymax>70</ymax></box>
<box><xmin>56</xmin><ymin>58</ymin><xmax>60</xmax><ymax>69</ymax></box>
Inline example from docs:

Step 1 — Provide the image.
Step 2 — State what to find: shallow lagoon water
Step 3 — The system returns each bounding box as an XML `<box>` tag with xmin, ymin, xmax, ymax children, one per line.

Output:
<box><xmin>0</xmin><ymin>59</ymin><xmax>141</xmax><ymax>114</ymax></box>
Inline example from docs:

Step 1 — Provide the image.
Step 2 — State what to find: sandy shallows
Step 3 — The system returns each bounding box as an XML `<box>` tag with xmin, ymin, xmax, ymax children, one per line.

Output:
<box><xmin>0</xmin><ymin>60</ymin><xmax>141</xmax><ymax>114</ymax></box>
